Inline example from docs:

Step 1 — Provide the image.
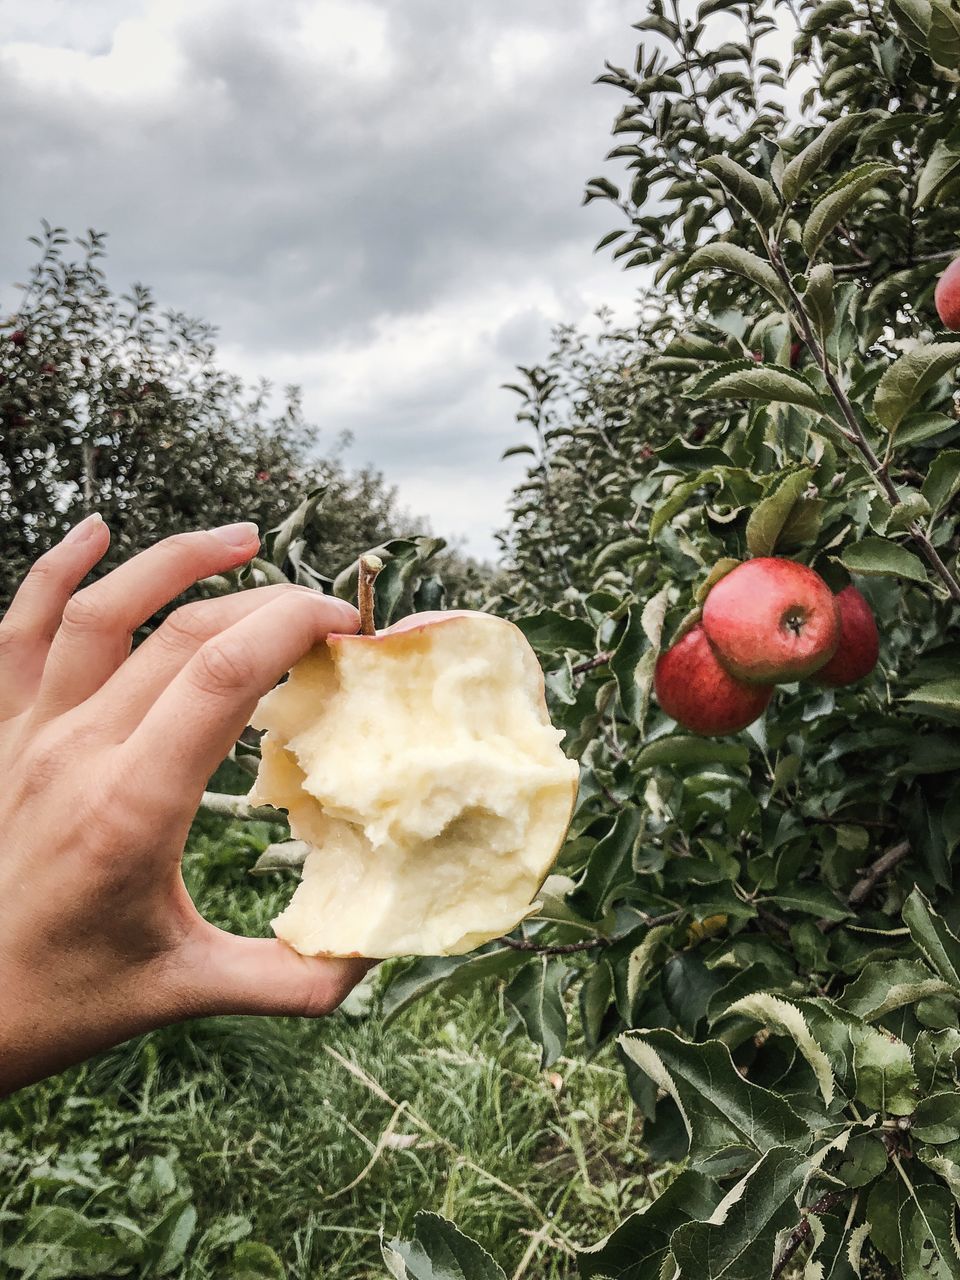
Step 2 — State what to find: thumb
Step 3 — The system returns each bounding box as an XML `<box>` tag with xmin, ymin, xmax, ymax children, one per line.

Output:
<box><xmin>180</xmin><ymin>925</ymin><xmax>377</xmax><ymax>1019</ymax></box>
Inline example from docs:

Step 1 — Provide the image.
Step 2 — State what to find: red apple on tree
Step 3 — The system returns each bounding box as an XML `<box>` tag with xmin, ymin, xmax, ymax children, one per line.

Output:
<box><xmin>935</xmin><ymin>257</ymin><xmax>960</xmax><ymax>331</ymax></box>
<box><xmin>702</xmin><ymin>557</ymin><xmax>840</xmax><ymax>683</ymax></box>
<box><xmin>654</xmin><ymin>623</ymin><xmax>772</xmax><ymax>735</ymax></box>
<box><xmin>813</xmin><ymin>584</ymin><xmax>879</xmax><ymax>687</ymax></box>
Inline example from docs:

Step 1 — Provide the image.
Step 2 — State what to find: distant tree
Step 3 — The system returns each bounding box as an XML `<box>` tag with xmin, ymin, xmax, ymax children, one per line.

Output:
<box><xmin>0</xmin><ymin>224</ymin><xmax>410</xmax><ymax>610</ymax></box>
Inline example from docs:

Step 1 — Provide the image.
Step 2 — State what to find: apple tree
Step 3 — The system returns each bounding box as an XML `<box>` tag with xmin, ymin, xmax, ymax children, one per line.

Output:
<box><xmin>380</xmin><ymin>1</ymin><xmax>960</xmax><ymax>1276</ymax></box>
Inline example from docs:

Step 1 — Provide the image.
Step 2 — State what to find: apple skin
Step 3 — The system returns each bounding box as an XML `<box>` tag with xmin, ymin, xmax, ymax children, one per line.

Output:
<box><xmin>654</xmin><ymin>624</ymin><xmax>773</xmax><ymax>736</ymax></box>
<box><xmin>702</xmin><ymin>557</ymin><xmax>840</xmax><ymax>684</ymax></box>
<box><xmin>935</xmin><ymin>257</ymin><xmax>960</xmax><ymax>332</ymax></box>
<box><xmin>813</xmin><ymin>585</ymin><xmax>879</xmax><ymax>687</ymax></box>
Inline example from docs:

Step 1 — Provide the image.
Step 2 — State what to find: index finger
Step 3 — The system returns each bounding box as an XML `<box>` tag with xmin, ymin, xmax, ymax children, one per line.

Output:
<box><xmin>120</xmin><ymin>590</ymin><xmax>359</xmax><ymax>807</ymax></box>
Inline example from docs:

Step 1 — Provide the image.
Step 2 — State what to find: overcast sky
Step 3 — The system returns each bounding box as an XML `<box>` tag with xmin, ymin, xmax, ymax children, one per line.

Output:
<box><xmin>0</xmin><ymin>0</ymin><xmax>645</xmax><ymax>559</ymax></box>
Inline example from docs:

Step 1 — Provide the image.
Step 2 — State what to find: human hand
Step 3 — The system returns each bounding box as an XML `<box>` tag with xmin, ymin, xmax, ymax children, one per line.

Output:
<box><xmin>0</xmin><ymin>516</ymin><xmax>368</xmax><ymax>1095</ymax></box>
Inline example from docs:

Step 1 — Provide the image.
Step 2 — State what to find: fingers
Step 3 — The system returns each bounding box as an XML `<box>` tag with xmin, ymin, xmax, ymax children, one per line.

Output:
<box><xmin>178</xmin><ymin>925</ymin><xmax>376</xmax><ymax>1019</ymax></box>
<box><xmin>32</xmin><ymin>523</ymin><xmax>261</xmax><ymax>721</ymax></box>
<box><xmin>121</xmin><ymin>589</ymin><xmax>360</xmax><ymax>805</ymax></box>
<box><xmin>88</xmin><ymin>583</ymin><xmax>320</xmax><ymax>737</ymax></box>
<box><xmin>0</xmin><ymin>514</ymin><xmax>111</xmax><ymax>719</ymax></box>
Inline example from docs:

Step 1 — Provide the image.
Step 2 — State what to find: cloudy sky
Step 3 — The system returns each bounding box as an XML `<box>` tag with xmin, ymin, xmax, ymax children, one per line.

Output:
<box><xmin>0</xmin><ymin>0</ymin><xmax>645</xmax><ymax>559</ymax></box>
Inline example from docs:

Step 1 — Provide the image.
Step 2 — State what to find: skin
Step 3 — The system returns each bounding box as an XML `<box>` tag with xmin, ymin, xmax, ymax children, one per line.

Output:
<box><xmin>935</xmin><ymin>257</ymin><xmax>960</xmax><ymax>332</ymax></box>
<box><xmin>701</xmin><ymin>557</ymin><xmax>840</xmax><ymax>683</ymax></box>
<box><xmin>814</xmin><ymin>585</ymin><xmax>879</xmax><ymax>687</ymax></box>
<box><xmin>0</xmin><ymin>515</ymin><xmax>371</xmax><ymax>1096</ymax></box>
<box><xmin>654</xmin><ymin>624</ymin><xmax>772</xmax><ymax>735</ymax></box>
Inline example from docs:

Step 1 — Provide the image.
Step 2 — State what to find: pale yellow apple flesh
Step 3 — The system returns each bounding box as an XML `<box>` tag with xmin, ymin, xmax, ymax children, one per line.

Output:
<box><xmin>248</xmin><ymin>611</ymin><xmax>579</xmax><ymax>958</ymax></box>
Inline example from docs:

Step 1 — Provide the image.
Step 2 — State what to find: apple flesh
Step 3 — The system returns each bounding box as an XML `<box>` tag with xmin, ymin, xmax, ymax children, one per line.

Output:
<box><xmin>249</xmin><ymin>610</ymin><xmax>579</xmax><ymax>958</ymax></box>
<box><xmin>813</xmin><ymin>585</ymin><xmax>879</xmax><ymax>687</ymax></box>
<box><xmin>702</xmin><ymin>557</ymin><xmax>840</xmax><ymax>683</ymax></box>
<box><xmin>935</xmin><ymin>257</ymin><xmax>960</xmax><ymax>332</ymax></box>
<box><xmin>654</xmin><ymin>623</ymin><xmax>772</xmax><ymax>735</ymax></box>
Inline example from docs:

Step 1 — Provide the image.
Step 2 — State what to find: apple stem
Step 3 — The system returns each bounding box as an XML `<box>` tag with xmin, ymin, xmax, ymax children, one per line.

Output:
<box><xmin>358</xmin><ymin>554</ymin><xmax>384</xmax><ymax>635</ymax></box>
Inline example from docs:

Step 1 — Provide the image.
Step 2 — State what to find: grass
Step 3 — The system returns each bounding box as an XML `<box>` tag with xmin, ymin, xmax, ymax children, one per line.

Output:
<box><xmin>0</xmin><ymin>808</ymin><xmax>651</xmax><ymax>1279</ymax></box>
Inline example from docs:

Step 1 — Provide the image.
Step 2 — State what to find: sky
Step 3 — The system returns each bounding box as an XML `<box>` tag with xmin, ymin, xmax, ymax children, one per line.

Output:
<box><xmin>0</xmin><ymin>0</ymin><xmax>644</xmax><ymax>560</ymax></box>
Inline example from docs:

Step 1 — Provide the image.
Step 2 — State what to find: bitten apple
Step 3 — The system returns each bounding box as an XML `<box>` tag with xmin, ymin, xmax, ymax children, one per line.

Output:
<box><xmin>935</xmin><ymin>257</ymin><xmax>960</xmax><ymax>332</ymax></box>
<box><xmin>702</xmin><ymin>557</ymin><xmax>840</xmax><ymax>683</ymax></box>
<box><xmin>249</xmin><ymin>610</ymin><xmax>579</xmax><ymax>958</ymax></box>
<box><xmin>814</xmin><ymin>584</ymin><xmax>879</xmax><ymax>686</ymax></box>
<box><xmin>654</xmin><ymin>623</ymin><xmax>773</xmax><ymax>735</ymax></box>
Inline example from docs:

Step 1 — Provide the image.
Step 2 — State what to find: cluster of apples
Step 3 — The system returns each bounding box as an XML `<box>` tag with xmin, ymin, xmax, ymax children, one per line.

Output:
<box><xmin>654</xmin><ymin>558</ymin><xmax>879</xmax><ymax>736</ymax></box>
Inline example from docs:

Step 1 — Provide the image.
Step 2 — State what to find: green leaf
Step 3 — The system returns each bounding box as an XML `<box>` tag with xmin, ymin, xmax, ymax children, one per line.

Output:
<box><xmin>802</xmin><ymin>264</ymin><xmax>836</xmax><ymax>346</ymax></box>
<box><xmin>684</xmin><ymin>244</ymin><xmax>790</xmax><ymax>306</ymax></box>
<box><xmin>724</xmin><ymin>993</ymin><xmax>836</xmax><ymax>1104</ymax></box>
<box><xmin>918</xmin><ymin>137</ymin><xmax>960</xmax><ymax>207</ymax></box>
<box><xmin>903</xmin><ymin>680</ymin><xmax>960</xmax><ymax>716</ymax></box>
<box><xmin>686</xmin><ymin>361</ymin><xmax>825</xmax><ymax>413</ymax></box>
<box><xmin>929</xmin><ymin>0</ymin><xmax>960</xmax><ymax>71</ymax></box>
<box><xmin>890</xmin><ymin>0</ymin><xmax>933</xmax><ymax>49</ymax></box>
<box><xmin>923</xmin><ymin>450</ymin><xmax>960</xmax><ymax>518</ymax></box>
<box><xmin>500</xmin><ymin>444</ymin><xmax>536</xmax><ymax>460</ymax></box>
<box><xmin>636</xmin><ymin>737</ymin><xmax>751</xmax><ymax>769</ymax></box>
<box><xmin>802</xmin><ymin>162</ymin><xmax>898</xmax><ymax>260</ymax></box>
<box><xmin>903</xmin><ymin>888</ymin><xmax>960</xmax><ymax>987</ymax></box>
<box><xmin>765</xmin><ymin>884</ymin><xmax>851</xmax><ymax>922</ymax></box>
<box><xmin>839</xmin><ymin>537</ymin><xmax>929</xmax><ymax>583</ymax></box>
<box><xmin>381</xmin><ymin>1212</ymin><xmax>506</xmax><ymax>1280</ymax></box>
<box><xmin>912</xmin><ymin>1092</ymin><xmax>960</xmax><ymax>1144</ymax></box>
<box><xmin>746</xmin><ymin>468</ymin><xmax>814</xmax><ymax>557</ymax></box>
<box><xmin>249</xmin><ymin>839</ymin><xmax>310</xmax><ymax>876</ymax></box>
<box><xmin>670</xmin><ymin>1148</ymin><xmax>810</xmax><ymax>1279</ymax></box>
<box><xmin>570</xmin><ymin>807</ymin><xmax>644</xmax><ymax>920</ymax></box>
<box><xmin>504</xmin><ymin>957</ymin><xmax>568</xmax><ymax>1069</ymax></box>
<box><xmin>780</xmin><ymin>113</ymin><xmax>871</xmax><ymax>203</ymax></box>
<box><xmin>513</xmin><ymin>610</ymin><xmax>594</xmax><ymax>655</ymax></box>
<box><xmin>619</xmin><ymin>1029</ymin><xmax>810</xmax><ymax>1158</ymax></box>
<box><xmin>873</xmin><ymin>342</ymin><xmax>960</xmax><ymax>433</ymax></box>
<box><xmin>701</xmin><ymin>157</ymin><xmax>779</xmax><ymax>229</ymax></box>
<box><xmin>852</xmin><ymin>1025</ymin><xmax>920</xmax><ymax>1115</ymax></box>
<box><xmin>885</xmin><ymin>491</ymin><xmax>932</xmax><ymax>533</ymax></box>
<box><xmin>578</xmin><ymin>1171</ymin><xmax>719</xmax><ymax>1280</ymax></box>
<box><xmin>262</xmin><ymin>486</ymin><xmax>324</xmax><ymax>568</ymax></box>
<box><xmin>839</xmin><ymin>958</ymin><xmax>954</xmax><ymax>1020</ymax></box>
<box><xmin>381</xmin><ymin>944</ymin><xmax>526</xmax><ymax>1025</ymax></box>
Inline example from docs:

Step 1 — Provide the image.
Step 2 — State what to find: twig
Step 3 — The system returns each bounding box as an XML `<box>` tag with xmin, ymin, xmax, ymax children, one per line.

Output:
<box><xmin>771</xmin><ymin>1190</ymin><xmax>845</xmax><ymax>1278</ymax></box>
<box><xmin>572</xmin><ymin>650</ymin><xmax>613</xmax><ymax>675</ymax></box>
<box><xmin>501</xmin><ymin>935</ymin><xmax>613</xmax><ymax>955</ymax></box>
<box><xmin>847</xmin><ymin>840</ymin><xmax>911</xmax><ymax>909</ymax></box>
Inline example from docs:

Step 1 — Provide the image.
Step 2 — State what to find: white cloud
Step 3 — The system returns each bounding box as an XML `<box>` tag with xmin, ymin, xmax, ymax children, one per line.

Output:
<box><xmin>1</xmin><ymin>0</ymin><xmax>640</xmax><ymax>558</ymax></box>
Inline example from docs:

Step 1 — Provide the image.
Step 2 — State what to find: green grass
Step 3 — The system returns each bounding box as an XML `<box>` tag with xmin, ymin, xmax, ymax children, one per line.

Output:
<box><xmin>0</xmin><ymin>811</ymin><xmax>651</xmax><ymax>1279</ymax></box>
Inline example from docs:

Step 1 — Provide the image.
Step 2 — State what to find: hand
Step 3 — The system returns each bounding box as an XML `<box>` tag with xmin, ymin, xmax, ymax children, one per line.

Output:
<box><xmin>0</xmin><ymin>516</ymin><xmax>368</xmax><ymax>1095</ymax></box>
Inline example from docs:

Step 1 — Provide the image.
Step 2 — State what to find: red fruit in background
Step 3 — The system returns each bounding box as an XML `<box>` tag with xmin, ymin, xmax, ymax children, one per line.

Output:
<box><xmin>654</xmin><ymin>624</ymin><xmax>772</xmax><ymax>736</ymax></box>
<box><xmin>790</xmin><ymin>342</ymin><xmax>802</xmax><ymax>367</ymax></box>
<box><xmin>752</xmin><ymin>350</ymin><xmax>763</xmax><ymax>362</ymax></box>
<box><xmin>935</xmin><ymin>257</ymin><xmax>960</xmax><ymax>331</ymax></box>
<box><xmin>702</xmin><ymin>557</ymin><xmax>840</xmax><ymax>683</ymax></box>
<box><xmin>256</xmin><ymin>469</ymin><xmax>271</xmax><ymax>482</ymax></box>
<box><xmin>9</xmin><ymin>330</ymin><xmax>26</xmax><ymax>347</ymax></box>
<box><xmin>814</xmin><ymin>585</ymin><xmax>879</xmax><ymax>687</ymax></box>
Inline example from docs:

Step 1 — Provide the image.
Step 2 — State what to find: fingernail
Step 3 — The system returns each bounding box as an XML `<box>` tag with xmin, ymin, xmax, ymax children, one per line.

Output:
<box><xmin>210</xmin><ymin>521</ymin><xmax>259</xmax><ymax>548</ymax></box>
<box><xmin>63</xmin><ymin>512</ymin><xmax>104</xmax><ymax>545</ymax></box>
